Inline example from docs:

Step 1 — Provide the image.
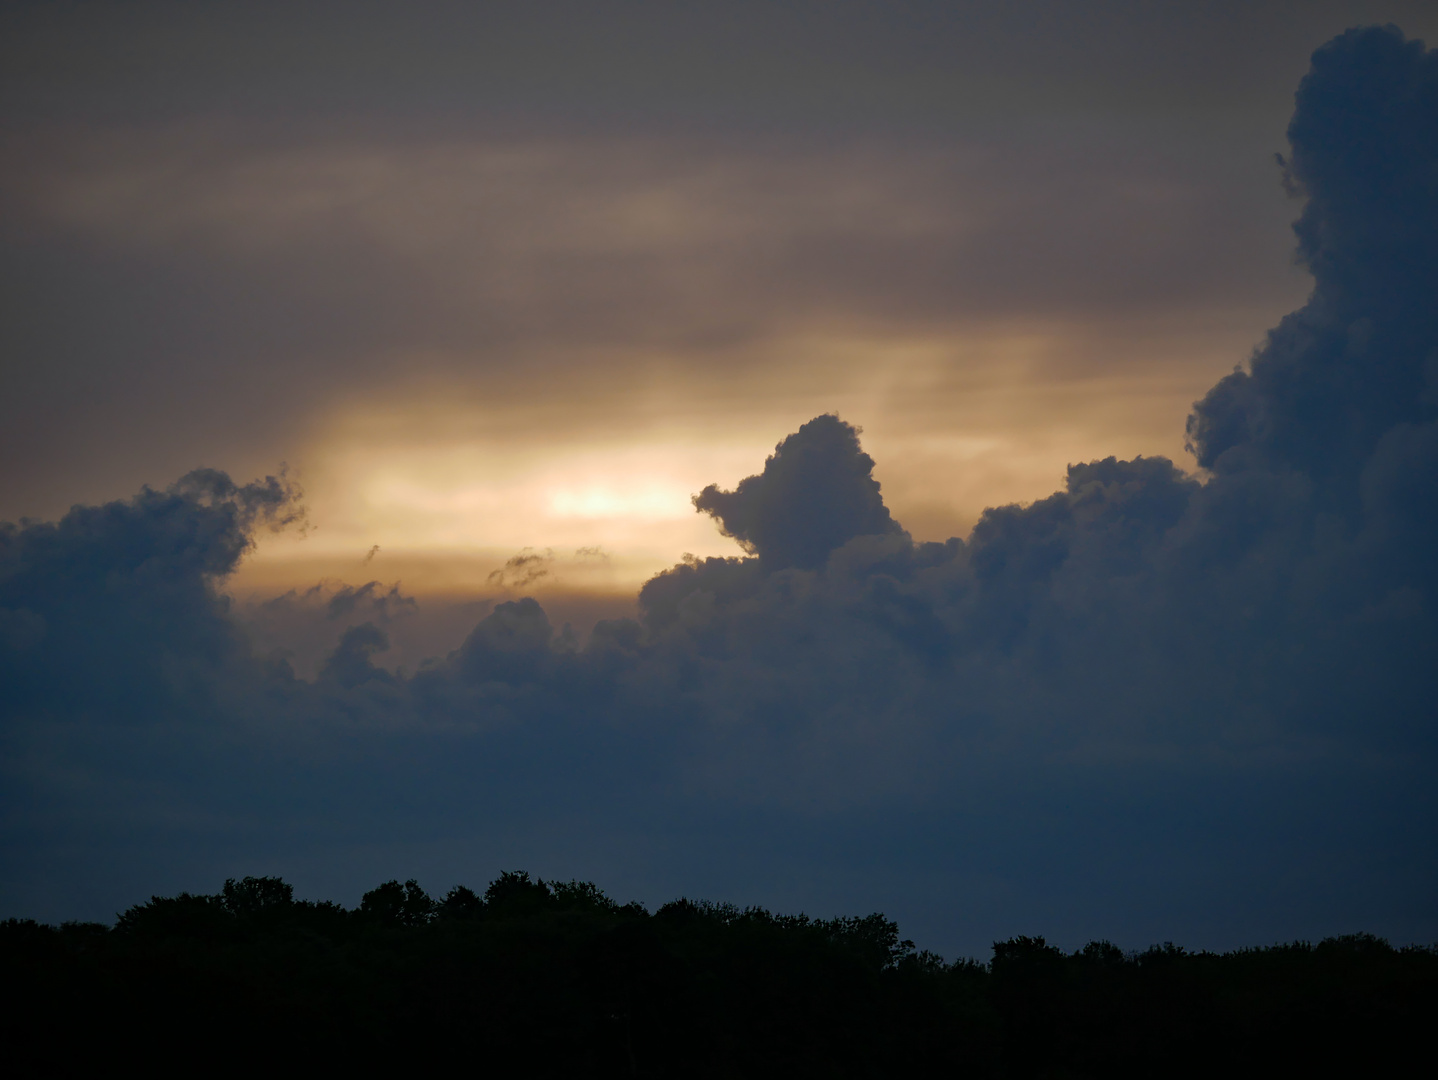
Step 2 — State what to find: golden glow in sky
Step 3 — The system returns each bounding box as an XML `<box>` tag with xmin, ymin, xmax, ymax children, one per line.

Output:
<box><xmin>2</xmin><ymin>102</ymin><xmax>1313</xmax><ymax>610</ymax></box>
<box><xmin>230</xmin><ymin>310</ymin><xmax>1297</xmax><ymax>605</ymax></box>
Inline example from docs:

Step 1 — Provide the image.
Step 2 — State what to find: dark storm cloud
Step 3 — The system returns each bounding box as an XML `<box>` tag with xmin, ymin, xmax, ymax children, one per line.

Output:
<box><xmin>0</xmin><ymin>469</ymin><xmax>300</xmax><ymax>720</ymax></box>
<box><xmin>693</xmin><ymin>416</ymin><xmax>903</xmax><ymax>570</ymax></box>
<box><xmin>3</xmin><ymin>26</ymin><xmax>1437</xmax><ymax>954</ymax></box>
<box><xmin>1189</xmin><ymin>27</ymin><xmax>1438</xmax><ymax>482</ymax></box>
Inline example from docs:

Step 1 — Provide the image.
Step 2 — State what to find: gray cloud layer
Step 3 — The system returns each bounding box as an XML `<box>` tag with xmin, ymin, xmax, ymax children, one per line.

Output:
<box><xmin>14</xmin><ymin>3</ymin><xmax>1432</xmax><ymax>525</ymax></box>
<box><xmin>2</xmin><ymin>23</ymin><xmax>1436</xmax><ymax>955</ymax></box>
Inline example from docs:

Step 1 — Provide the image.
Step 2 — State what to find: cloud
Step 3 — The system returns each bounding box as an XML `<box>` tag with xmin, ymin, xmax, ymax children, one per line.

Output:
<box><xmin>2</xmin><ymin>25</ymin><xmax>1436</xmax><ymax>955</ymax></box>
<box><xmin>234</xmin><ymin>578</ymin><xmax>420</xmax><ymax>679</ymax></box>
<box><xmin>320</xmin><ymin>622</ymin><xmax>396</xmax><ymax>689</ymax></box>
<box><xmin>1188</xmin><ymin>26</ymin><xmax>1438</xmax><ymax>483</ymax></box>
<box><xmin>0</xmin><ymin>468</ymin><xmax>300</xmax><ymax>719</ymax></box>
<box><xmin>487</xmin><ymin>549</ymin><xmax>555</xmax><ymax>589</ymax></box>
<box><xmin>693</xmin><ymin>415</ymin><xmax>903</xmax><ymax>570</ymax></box>
<box><xmin>0</xmin><ymin>86</ymin><xmax>1307</xmax><ymax>539</ymax></box>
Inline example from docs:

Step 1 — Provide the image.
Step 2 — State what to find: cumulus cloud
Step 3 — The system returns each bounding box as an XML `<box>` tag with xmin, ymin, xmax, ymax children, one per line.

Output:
<box><xmin>236</xmin><ymin>578</ymin><xmax>419</xmax><ymax>678</ymax></box>
<box><xmin>0</xmin><ymin>468</ymin><xmax>301</xmax><ymax>719</ymax></box>
<box><xmin>2</xmin><ymin>26</ymin><xmax>1435</xmax><ymax>954</ymax></box>
<box><xmin>1188</xmin><ymin>27</ymin><xmax>1438</xmax><ymax>484</ymax></box>
<box><xmin>692</xmin><ymin>415</ymin><xmax>902</xmax><ymax>570</ymax></box>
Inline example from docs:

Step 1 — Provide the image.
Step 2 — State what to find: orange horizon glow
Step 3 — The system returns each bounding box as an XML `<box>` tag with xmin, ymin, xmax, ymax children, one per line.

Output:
<box><xmin>227</xmin><ymin>312</ymin><xmax>1292</xmax><ymax>605</ymax></box>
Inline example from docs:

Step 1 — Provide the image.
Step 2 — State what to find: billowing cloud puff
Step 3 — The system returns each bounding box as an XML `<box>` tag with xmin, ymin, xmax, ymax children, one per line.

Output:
<box><xmin>692</xmin><ymin>415</ymin><xmax>902</xmax><ymax>570</ymax></box>
<box><xmin>0</xmin><ymin>469</ymin><xmax>301</xmax><ymax>719</ymax></box>
<box><xmin>1188</xmin><ymin>27</ymin><xmax>1438</xmax><ymax>484</ymax></box>
<box><xmin>2</xmin><ymin>26</ymin><xmax>1435</xmax><ymax>954</ymax></box>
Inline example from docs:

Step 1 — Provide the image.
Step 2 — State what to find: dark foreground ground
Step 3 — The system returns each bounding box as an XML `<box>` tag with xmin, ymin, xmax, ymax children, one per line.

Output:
<box><xmin>4</xmin><ymin>874</ymin><xmax>1433</xmax><ymax>1075</ymax></box>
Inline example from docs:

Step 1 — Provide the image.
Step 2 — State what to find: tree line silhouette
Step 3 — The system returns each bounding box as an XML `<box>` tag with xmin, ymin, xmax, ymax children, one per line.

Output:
<box><xmin>4</xmin><ymin>873</ymin><xmax>1433</xmax><ymax>1075</ymax></box>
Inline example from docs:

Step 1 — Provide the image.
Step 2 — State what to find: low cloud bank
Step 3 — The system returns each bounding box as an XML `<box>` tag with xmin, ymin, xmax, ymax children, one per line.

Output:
<box><xmin>3</xmin><ymin>27</ymin><xmax>1435</xmax><ymax>954</ymax></box>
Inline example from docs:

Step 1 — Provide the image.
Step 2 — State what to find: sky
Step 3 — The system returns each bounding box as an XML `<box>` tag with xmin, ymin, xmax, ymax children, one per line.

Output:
<box><xmin>2</xmin><ymin>2</ymin><xmax>1436</xmax><ymax>958</ymax></box>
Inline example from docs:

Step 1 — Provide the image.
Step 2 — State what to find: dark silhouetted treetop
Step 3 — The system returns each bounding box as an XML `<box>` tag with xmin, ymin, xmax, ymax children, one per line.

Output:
<box><xmin>359</xmin><ymin>878</ymin><xmax>435</xmax><ymax>927</ymax></box>
<box><xmin>221</xmin><ymin>875</ymin><xmax>293</xmax><ymax>915</ymax></box>
<box><xmin>5</xmin><ymin>874</ymin><xmax>1436</xmax><ymax>1076</ymax></box>
<box><xmin>482</xmin><ymin>869</ymin><xmax>555</xmax><ymax>916</ymax></box>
